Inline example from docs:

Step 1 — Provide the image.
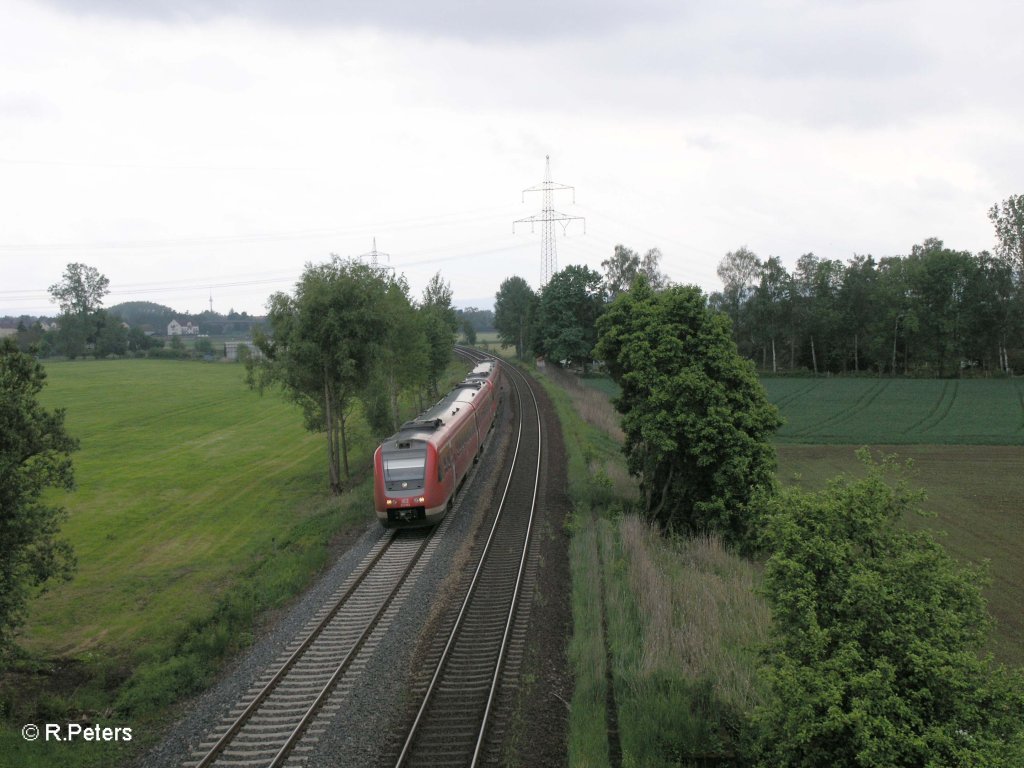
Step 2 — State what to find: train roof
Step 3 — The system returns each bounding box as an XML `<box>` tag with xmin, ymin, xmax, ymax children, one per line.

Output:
<box><xmin>394</xmin><ymin>382</ymin><xmax>482</xmax><ymax>438</ymax></box>
<box><xmin>467</xmin><ymin>361</ymin><xmax>496</xmax><ymax>379</ymax></box>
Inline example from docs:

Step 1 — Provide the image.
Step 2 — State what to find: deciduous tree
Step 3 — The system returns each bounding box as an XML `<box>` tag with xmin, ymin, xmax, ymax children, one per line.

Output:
<box><xmin>0</xmin><ymin>339</ymin><xmax>78</xmax><ymax>657</ymax></box>
<box><xmin>988</xmin><ymin>194</ymin><xmax>1024</xmax><ymax>277</ymax></box>
<box><xmin>534</xmin><ymin>264</ymin><xmax>605</xmax><ymax>370</ymax></box>
<box><xmin>494</xmin><ymin>276</ymin><xmax>538</xmax><ymax>360</ymax></box>
<box><xmin>595</xmin><ymin>278</ymin><xmax>781</xmax><ymax>549</ymax></box>
<box><xmin>249</xmin><ymin>257</ymin><xmax>392</xmax><ymax>494</ymax></box>
<box><xmin>47</xmin><ymin>263</ymin><xmax>110</xmax><ymax>359</ymax></box>
<box><xmin>757</xmin><ymin>453</ymin><xmax>1024</xmax><ymax>767</ymax></box>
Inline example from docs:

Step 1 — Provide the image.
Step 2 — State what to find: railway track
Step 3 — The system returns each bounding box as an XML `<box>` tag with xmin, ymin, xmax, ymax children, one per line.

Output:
<box><xmin>186</xmin><ymin>347</ymin><xmax>544</xmax><ymax>767</ymax></box>
<box><xmin>188</xmin><ymin>520</ymin><xmax>449</xmax><ymax>767</ymax></box>
<box><xmin>391</xmin><ymin>347</ymin><xmax>543</xmax><ymax>767</ymax></box>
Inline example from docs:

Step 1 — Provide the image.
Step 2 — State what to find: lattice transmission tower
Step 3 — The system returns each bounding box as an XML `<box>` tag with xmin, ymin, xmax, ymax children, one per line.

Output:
<box><xmin>514</xmin><ymin>155</ymin><xmax>585</xmax><ymax>287</ymax></box>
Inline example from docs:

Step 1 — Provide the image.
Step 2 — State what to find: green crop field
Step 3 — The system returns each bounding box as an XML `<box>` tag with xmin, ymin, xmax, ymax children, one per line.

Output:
<box><xmin>764</xmin><ymin>377</ymin><xmax>1024</xmax><ymax>444</ymax></box>
<box><xmin>579</xmin><ymin>373</ymin><xmax>1024</xmax><ymax>665</ymax></box>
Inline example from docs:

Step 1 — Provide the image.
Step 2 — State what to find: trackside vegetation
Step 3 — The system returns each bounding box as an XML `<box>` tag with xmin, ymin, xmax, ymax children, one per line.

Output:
<box><xmin>0</xmin><ymin>341</ymin><xmax>78</xmax><ymax>656</ymax></box>
<box><xmin>496</xmin><ymin>253</ymin><xmax>1024</xmax><ymax>765</ymax></box>
<box><xmin>595</xmin><ymin>277</ymin><xmax>781</xmax><ymax>551</ymax></box>
<box><xmin>249</xmin><ymin>258</ymin><xmax>459</xmax><ymax>495</ymax></box>
<box><xmin>538</xmin><ymin>364</ymin><xmax>769</xmax><ymax>767</ymax></box>
<box><xmin>758</xmin><ymin>455</ymin><xmax>1024</xmax><ymax>765</ymax></box>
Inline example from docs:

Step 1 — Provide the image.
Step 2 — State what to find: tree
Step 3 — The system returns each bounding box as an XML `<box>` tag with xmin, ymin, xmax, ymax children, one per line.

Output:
<box><xmin>988</xmin><ymin>194</ymin><xmax>1024</xmax><ymax>278</ymax></box>
<box><xmin>249</xmin><ymin>257</ymin><xmax>392</xmax><ymax>494</ymax></box>
<box><xmin>717</xmin><ymin>247</ymin><xmax>762</xmax><ymax>340</ymax></box>
<box><xmin>47</xmin><ymin>263</ymin><xmax>110</xmax><ymax>359</ymax></box>
<box><xmin>750</xmin><ymin>256</ymin><xmax>791</xmax><ymax>372</ymax></box>
<box><xmin>47</xmin><ymin>262</ymin><xmax>110</xmax><ymax>318</ymax></box>
<box><xmin>419</xmin><ymin>272</ymin><xmax>458</xmax><ymax>396</ymax></box>
<box><xmin>602</xmin><ymin>244</ymin><xmax>670</xmax><ymax>298</ymax></box>
<box><xmin>534</xmin><ymin>264</ymin><xmax>605</xmax><ymax>370</ymax></box>
<box><xmin>757</xmin><ymin>453</ymin><xmax>1024</xmax><ymax>766</ymax></box>
<box><xmin>0</xmin><ymin>339</ymin><xmax>78</xmax><ymax>656</ymax></box>
<box><xmin>494</xmin><ymin>276</ymin><xmax>538</xmax><ymax>360</ymax></box>
<box><xmin>595</xmin><ymin>278</ymin><xmax>781</xmax><ymax>549</ymax></box>
<box><xmin>364</xmin><ymin>275</ymin><xmax>429</xmax><ymax>435</ymax></box>
<box><xmin>836</xmin><ymin>255</ymin><xmax>878</xmax><ymax>372</ymax></box>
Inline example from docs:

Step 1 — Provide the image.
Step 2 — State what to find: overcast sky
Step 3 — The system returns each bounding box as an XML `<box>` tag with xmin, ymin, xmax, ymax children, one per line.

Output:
<box><xmin>2</xmin><ymin>0</ymin><xmax>1022</xmax><ymax>317</ymax></box>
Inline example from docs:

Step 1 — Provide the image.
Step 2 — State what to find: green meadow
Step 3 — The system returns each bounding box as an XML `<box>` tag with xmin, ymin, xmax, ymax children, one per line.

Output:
<box><xmin>28</xmin><ymin>360</ymin><xmax>351</xmax><ymax>657</ymax></box>
<box><xmin>1</xmin><ymin>359</ymin><xmax>377</xmax><ymax>767</ymax></box>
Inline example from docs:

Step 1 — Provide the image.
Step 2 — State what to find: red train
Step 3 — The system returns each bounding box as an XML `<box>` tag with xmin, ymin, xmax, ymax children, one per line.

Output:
<box><xmin>373</xmin><ymin>360</ymin><xmax>502</xmax><ymax>526</ymax></box>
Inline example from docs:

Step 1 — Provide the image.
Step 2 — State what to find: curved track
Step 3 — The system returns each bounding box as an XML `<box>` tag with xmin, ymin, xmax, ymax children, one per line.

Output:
<box><xmin>392</xmin><ymin>348</ymin><xmax>543</xmax><ymax>767</ymax></box>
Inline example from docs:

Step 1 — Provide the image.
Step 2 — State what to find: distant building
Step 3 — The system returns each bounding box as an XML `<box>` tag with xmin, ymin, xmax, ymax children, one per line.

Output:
<box><xmin>167</xmin><ymin>319</ymin><xmax>200</xmax><ymax>336</ymax></box>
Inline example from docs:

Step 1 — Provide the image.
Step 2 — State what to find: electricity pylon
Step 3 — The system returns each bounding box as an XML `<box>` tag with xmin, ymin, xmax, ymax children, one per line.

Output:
<box><xmin>513</xmin><ymin>155</ymin><xmax>585</xmax><ymax>287</ymax></box>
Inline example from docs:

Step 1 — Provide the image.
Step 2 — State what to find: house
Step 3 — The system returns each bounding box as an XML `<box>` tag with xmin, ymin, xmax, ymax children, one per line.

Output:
<box><xmin>167</xmin><ymin>319</ymin><xmax>200</xmax><ymax>336</ymax></box>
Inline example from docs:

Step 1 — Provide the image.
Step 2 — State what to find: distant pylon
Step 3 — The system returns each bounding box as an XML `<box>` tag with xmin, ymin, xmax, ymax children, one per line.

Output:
<box><xmin>359</xmin><ymin>237</ymin><xmax>394</xmax><ymax>274</ymax></box>
<box><xmin>513</xmin><ymin>155</ymin><xmax>585</xmax><ymax>287</ymax></box>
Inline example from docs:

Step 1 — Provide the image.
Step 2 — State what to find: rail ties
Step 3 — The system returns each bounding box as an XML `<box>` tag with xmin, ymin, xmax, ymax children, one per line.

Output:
<box><xmin>397</xmin><ymin>349</ymin><xmax>543</xmax><ymax>767</ymax></box>
<box><xmin>189</xmin><ymin>527</ymin><xmax>434</xmax><ymax>768</ymax></box>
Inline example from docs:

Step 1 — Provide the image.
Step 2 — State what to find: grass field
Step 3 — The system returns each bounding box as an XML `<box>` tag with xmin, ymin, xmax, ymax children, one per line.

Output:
<box><xmin>28</xmin><ymin>360</ymin><xmax>343</xmax><ymax>657</ymax></box>
<box><xmin>0</xmin><ymin>359</ymin><xmax>380</xmax><ymax>767</ymax></box>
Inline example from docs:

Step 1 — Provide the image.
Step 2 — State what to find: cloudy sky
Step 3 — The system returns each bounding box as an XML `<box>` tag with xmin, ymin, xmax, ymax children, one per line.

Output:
<box><xmin>2</xmin><ymin>0</ymin><xmax>1021</xmax><ymax>317</ymax></box>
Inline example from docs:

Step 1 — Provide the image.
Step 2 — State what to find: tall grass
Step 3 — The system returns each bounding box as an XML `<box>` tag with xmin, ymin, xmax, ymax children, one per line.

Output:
<box><xmin>545</xmin><ymin>366</ymin><xmax>625</xmax><ymax>443</ymax></box>
<box><xmin>537</xmin><ymin>365</ymin><xmax>768</xmax><ymax>767</ymax></box>
<box><xmin>619</xmin><ymin>518</ymin><xmax>768</xmax><ymax>714</ymax></box>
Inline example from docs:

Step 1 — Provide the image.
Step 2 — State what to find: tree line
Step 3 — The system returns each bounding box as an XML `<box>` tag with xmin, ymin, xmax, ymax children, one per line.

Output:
<box><xmin>247</xmin><ymin>257</ymin><xmax>459</xmax><ymax>495</ymax></box>
<box><xmin>494</xmin><ymin>231</ymin><xmax>1024</xmax><ymax>763</ymax></box>
<box><xmin>713</xmin><ymin>196</ymin><xmax>1024</xmax><ymax>376</ymax></box>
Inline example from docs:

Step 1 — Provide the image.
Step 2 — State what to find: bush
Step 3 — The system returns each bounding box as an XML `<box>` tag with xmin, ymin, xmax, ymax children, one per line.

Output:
<box><xmin>756</xmin><ymin>452</ymin><xmax>1024</xmax><ymax>766</ymax></box>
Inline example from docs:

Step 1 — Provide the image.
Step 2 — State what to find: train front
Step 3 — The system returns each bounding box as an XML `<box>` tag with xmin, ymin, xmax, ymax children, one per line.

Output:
<box><xmin>373</xmin><ymin>437</ymin><xmax>445</xmax><ymax>526</ymax></box>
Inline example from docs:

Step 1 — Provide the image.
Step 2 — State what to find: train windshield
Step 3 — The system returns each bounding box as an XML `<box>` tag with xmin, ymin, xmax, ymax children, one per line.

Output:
<box><xmin>383</xmin><ymin>448</ymin><xmax>427</xmax><ymax>482</ymax></box>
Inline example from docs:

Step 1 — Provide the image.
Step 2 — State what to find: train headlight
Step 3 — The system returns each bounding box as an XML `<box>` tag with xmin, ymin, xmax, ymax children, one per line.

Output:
<box><xmin>417</xmin><ymin>496</ymin><xmax>425</xmax><ymax>503</ymax></box>
<box><xmin>386</xmin><ymin>499</ymin><xmax>394</xmax><ymax>506</ymax></box>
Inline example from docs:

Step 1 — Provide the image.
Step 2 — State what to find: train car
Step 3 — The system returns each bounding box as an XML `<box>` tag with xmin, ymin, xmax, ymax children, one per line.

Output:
<box><xmin>373</xmin><ymin>359</ymin><xmax>502</xmax><ymax>527</ymax></box>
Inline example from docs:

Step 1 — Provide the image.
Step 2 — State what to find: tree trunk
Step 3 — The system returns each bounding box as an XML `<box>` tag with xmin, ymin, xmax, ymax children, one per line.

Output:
<box><xmin>892</xmin><ymin>319</ymin><xmax>899</xmax><ymax>376</ymax></box>
<box><xmin>854</xmin><ymin>333</ymin><xmax>859</xmax><ymax>372</ymax></box>
<box><xmin>324</xmin><ymin>376</ymin><xmax>341</xmax><ymax>495</ymax></box>
<box><xmin>810</xmin><ymin>335</ymin><xmax>818</xmax><ymax>375</ymax></box>
<box><xmin>340</xmin><ymin>407</ymin><xmax>350</xmax><ymax>482</ymax></box>
<box><xmin>389</xmin><ymin>372</ymin><xmax>400</xmax><ymax>432</ymax></box>
<box><xmin>771</xmin><ymin>337</ymin><xmax>777</xmax><ymax>373</ymax></box>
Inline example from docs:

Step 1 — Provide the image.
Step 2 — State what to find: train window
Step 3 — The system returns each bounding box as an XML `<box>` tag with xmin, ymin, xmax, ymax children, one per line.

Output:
<box><xmin>383</xmin><ymin>448</ymin><xmax>427</xmax><ymax>483</ymax></box>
